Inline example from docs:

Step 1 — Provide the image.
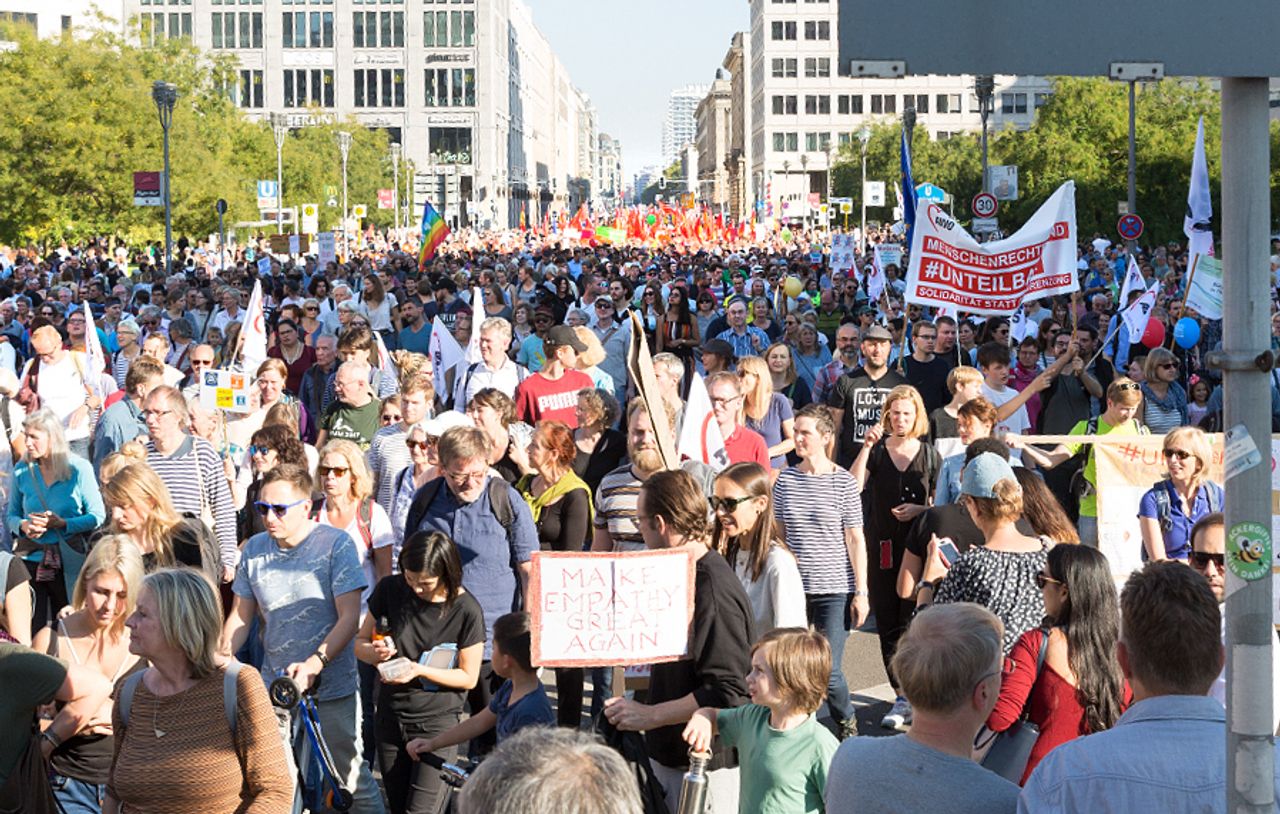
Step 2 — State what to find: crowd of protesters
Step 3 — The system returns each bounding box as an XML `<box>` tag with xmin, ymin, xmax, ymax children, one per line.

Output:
<box><xmin>0</xmin><ymin>224</ymin><xmax>1271</xmax><ymax>813</ymax></box>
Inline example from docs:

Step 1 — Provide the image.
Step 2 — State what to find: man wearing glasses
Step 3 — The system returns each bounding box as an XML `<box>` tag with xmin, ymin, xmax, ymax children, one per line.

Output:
<box><xmin>223</xmin><ymin>464</ymin><xmax>386</xmax><ymax>814</ymax></box>
<box><xmin>90</xmin><ymin>355</ymin><xmax>165</xmax><ymax>474</ymax></box>
<box><xmin>179</xmin><ymin>344</ymin><xmax>217</xmax><ymax>400</ymax></box>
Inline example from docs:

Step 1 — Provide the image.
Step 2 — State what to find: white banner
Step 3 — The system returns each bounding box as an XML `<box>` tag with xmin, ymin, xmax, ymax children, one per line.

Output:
<box><xmin>240</xmin><ymin>280</ymin><xmax>267</xmax><ymax>377</ymax></box>
<box><xmin>906</xmin><ymin>181</ymin><xmax>1079</xmax><ymax>315</ymax></box>
<box><xmin>317</xmin><ymin>232</ymin><xmax>336</xmax><ymax>267</ymax></box>
<box><xmin>1185</xmin><ymin>254</ymin><xmax>1223</xmax><ymax>320</ymax></box>
<box><xmin>428</xmin><ymin>315</ymin><xmax>463</xmax><ymax>398</ymax></box>
<box><xmin>1120</xmin><ymin>282</ymin><xmax>1158</xmax><ymax>338</ymax></box>
<box><xmin>1119</xmin><ymin>254</ymin><xmax>1144</xmax><ymax>306</ymax></box>
<box><xmin>677</xmin><ymin>372</ymin><xmax>729</xmax><ymax>472</ymax></box>
<box><xmin>830</xmin><ymin>233</ymin><xmax>856</xmax><ymax>275</ymax></box>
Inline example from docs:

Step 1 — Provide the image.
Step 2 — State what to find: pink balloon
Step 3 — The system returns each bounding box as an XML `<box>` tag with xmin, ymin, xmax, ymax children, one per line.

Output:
<box><xmin>1141</xmin><ymin>318</ymin><xmax>1166</xmax><ymax>349</ymax></box>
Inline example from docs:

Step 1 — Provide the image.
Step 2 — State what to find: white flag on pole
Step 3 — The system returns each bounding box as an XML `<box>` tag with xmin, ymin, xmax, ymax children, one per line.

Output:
<box><xmin>676</xmin><ymin>372</ymin><xmax>730</xmax><ymax>472</ymax></box>
<box><xmin>428</xmin><ymin>315</ymin><xmax>464</xmax><ymax>398</ymax></box>
<box><xmin>83</xmin><ymin>302</ymin><xmax>106</xmax><ymax>398</ymax></box>
<box><xmin>373</xmin><ymin>330</ymin><xmax>400</xmax><ymax>390</ymax></box>
<box><xmin>1120</xmin><ymin>282</ymin><xmax>1159</xmax><ymax>338</ymax></box>
<box><xmin>465</xmin><ymin>287</ymin><xmax>484</xmax><ymax>364</ymax></box>
<box><xmin>240</xmin><ymin>280</ymin><xmax>268</xmax><ymax>376</ymax></box>
<box><xmin>1184</xmin><ymin>116</ymin><xmax>1214</xmax><ymax>261</ymax></box>
<box><xmin>1119</xmin><ymin>254</ymin><xmax>1145</xmax><ymax>307</ymax></box>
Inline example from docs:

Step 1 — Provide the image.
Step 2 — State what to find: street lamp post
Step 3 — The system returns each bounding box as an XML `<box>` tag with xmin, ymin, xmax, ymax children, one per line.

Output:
<box><xmin>271</xmin><ymin>113</ymin><xmax>288</xmax><ymax>234</ymax></box>
<box><xmin>151</xmin><ymin>81</ymin><xmax>178</xmax><ymax>274</ymax></box>
<box><xmin>858</xmin><ymin>126</ymin><xmax>871</xmax><ymax>254</ymax></box>
<box><xmin>337</xmin><ymin>131</ymin><xmax>352</xmax><ymax>254</ymax></box>
<box><xmin>390</xmin><ymin>143</ymin><xmax>402</xmax><ymax>234</ymax></box>
<box><xmin>1126</xmin><ymin>79</ymin><xmax>1137</xmax><ymax>258</ymax></box>
<box><xmin>215</xmin><ymin>198</ymin><xmax>227</xmax><ymax>272</ymax></box>
<box><xmin>975</xmin><ymin>75</ymin><xmax>995</xmax><ymax>194</ymax></box>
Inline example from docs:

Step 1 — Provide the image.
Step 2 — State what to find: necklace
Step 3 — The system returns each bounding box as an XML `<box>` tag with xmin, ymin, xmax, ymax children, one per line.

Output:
<box><xmin>281</xmin><ymin>343</ymin><xmax>303</xmax><ymax>365</ymax></box>
<box><xmin>152</xmin><ymin>691</ymin><xmax>166</xmax><ymax>738</ymax></box>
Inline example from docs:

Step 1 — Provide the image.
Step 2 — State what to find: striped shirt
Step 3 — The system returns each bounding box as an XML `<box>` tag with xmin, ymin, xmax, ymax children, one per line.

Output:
<box><xmin>367</xmin><ymin>424</ymin><xmax>412</xmax><ymax>515</ymax></box>
<box><xmin>593</xmin><ymin>461</ymin><xmax>716</xmax><ymax>553</ymax></box>
<box><xmin>146</xmin><ymin>436</ymin><xmax>238</xmax><ymax>569</ymax></box>
<box><xmin>772</xmin><ymin>466</ymin><xmax>862</xmax><ymax>594</ymax></box>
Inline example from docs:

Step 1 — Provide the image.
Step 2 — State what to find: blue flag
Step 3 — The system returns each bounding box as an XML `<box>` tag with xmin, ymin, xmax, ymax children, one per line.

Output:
<box><xmin>900</xmin><ymin>126</ymin><xmax>917</xmax><ymax>248</ymax></box>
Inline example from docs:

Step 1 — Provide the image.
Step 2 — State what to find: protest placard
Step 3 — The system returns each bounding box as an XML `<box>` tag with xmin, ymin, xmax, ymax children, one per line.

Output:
<box><xmin>529</xmin><ymin>549</ymin><xmax>695</xmax><ymax>668</ymax></box>
<box><xmin>199</xmin><ymin>369</ymin><xmax>252</xmax><ymax>413</ymax></box>
<box><xmin>906</xmin><ymin>181</ymin><xmax>1078</xmax><ymax>314</ymax></box>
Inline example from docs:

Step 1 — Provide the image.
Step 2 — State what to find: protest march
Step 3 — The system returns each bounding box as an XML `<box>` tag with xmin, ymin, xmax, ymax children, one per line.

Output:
<box><xmin>0</xmin><ymin>106</ymin><xmax>1272</xmax><ymax>814</ymax></box>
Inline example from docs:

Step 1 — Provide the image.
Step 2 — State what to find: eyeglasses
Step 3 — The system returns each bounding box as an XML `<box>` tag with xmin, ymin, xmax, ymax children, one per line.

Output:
<box><xmin>141</xmin><ymin>409</ymin><xmax>174</xmax><ymax>421</ymax></box>
<box><xmin>709</xmin><ymin>395</ymin><xmax>742</xmax><ymax>407</ymax></box>
<box><xmin>1159</xmin><ymin>362</ymin><xmax>1179</xmax><ymax>370</ymax></box>
<box><xmin>406</xmin><ymin>438</ymin><xmax>436</xmax><ymax>450</ymax></box>
<box><xmin>305</xmin><ymin>306</ymin><xmax>319</xmax><ymax>312</ymax></box>
<box><xmin>1190</xmin><ymin>550</ymin><xmax>1225</xmax><ymax>570</ymax></box>
<box><xmin>381</xmin><ymin>413</ymin><xmax>402</xmax><ymax>425</ymax></box>
<box><xmin>444</xmin><ymin>468</ymin><xmax>487</xmax><ymax>486</ymax></box>
<box><xmin>319</xmin><ymin>465</ymin><xmax>350</xmax><ymax>478</ymax></box>
<box><xmin>253</xmin><ymin>497</ymin><xmax>308</xmax><ymax>518</ymax></box>
<box><xmin>595</xmin><ymin>302</ymin><xmax>613</xmax><ymax>310</ymax></box>
<box><xmin>709</xmin><ymin>494</ymin><xmax>755</xmax><ymax>513</ymax></box>
<box><xmin>917</xmin><ymin>334</ymin><xmax>937</xmax><ymax>341</ymax></box>
<box><xmin>1035</xmin><ymin>572</ymin><xmax>1064</xmax><ymax>589</ymax></box>
<box><xmin>1163</xmin><ymin>448</ymin><xmax>1194</xmax><ymax>461</ymax></box>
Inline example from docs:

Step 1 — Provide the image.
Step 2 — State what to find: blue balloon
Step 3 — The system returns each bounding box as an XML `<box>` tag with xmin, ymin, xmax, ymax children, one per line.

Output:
<box><xmin>1174</xmin><ymin>317</ymin><xmax>1201</xmax><ymax>349</ymax></box>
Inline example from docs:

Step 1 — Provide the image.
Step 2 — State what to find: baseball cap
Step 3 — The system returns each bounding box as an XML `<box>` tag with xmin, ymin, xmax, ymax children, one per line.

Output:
<box><xmin>545</xmin><ymin>324</ymin><xmax>588</xmax><ymax>352</ymax></box>
<box><xmin>862</xmin><ymin>325</ymin><xmax>892</xmax><ymax>341</ymax></box>
<box><xmin>961</xmin><ymin>453</ymin><xmax>1019</xmax><ymax>499</ymax></box>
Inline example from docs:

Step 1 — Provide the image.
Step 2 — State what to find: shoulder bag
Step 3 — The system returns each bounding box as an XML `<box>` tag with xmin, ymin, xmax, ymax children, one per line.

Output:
<box><xmin>975</xmin><ymin>627</ymin><xmax>1050</xmax><ymax>783</ymax></box>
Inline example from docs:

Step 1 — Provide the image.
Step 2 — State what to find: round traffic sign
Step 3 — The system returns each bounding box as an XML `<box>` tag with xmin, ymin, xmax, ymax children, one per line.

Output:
<box><xmin>1117</xmin><ymin>213</ymin><xmax>1144</xmax><ymax>241</ymax></box>
<box><xmin>972</xmin><ymin>192</ymin><xmax>998</xmax><ymax>219</ymax></box>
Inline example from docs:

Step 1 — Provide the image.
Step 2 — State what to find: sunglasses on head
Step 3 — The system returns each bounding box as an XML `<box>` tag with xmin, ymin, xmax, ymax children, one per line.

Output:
<box><xmin>253</xmin><ymin>497</ymin><xmax>307</xmax><ymax>518</ymax></box>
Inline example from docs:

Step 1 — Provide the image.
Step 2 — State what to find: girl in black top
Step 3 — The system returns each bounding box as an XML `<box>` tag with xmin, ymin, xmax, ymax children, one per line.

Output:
<box><xmin>572</xmin><ymin>388</ymin><xmax>627</xmax><ymax>492</ymax></box>
<box><xmin>355</xmin><ymin>531</ymin><xmax>486</xmax><ymax>814</ymax></box>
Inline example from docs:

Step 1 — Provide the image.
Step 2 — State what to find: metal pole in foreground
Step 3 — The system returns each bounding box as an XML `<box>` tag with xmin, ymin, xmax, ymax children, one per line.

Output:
<box><xmin>1126</xmin><ymin>79</ymin><xmax>1137</xmax><ymax>258</ymax></box>
<box><xmin>272</xmin><ymin>113</ymin><xmax>288</xmax><ymax>234</ymax></box>
<box><xmin>390</xmin><ymin>142</ymin><xmax>402</xmax><ymax>234</ymax></box>
<box><xmin>858</xmin><ymin>126</ymin><xmax>870</xmax><ymax>254</ymax></box>
<box><xmin>1218</xmin><ymin>76</ymin><xmax>1274</xmax><ymax>814</ymax></box>
<box><xmin>976</xmin><ymin>75</ymin><xmax>994</xmax><ymax>195</ymax></box>
<box><xmin>337</xmin><ymin>131</ymin><xmax>352</xmax><ymax>257</ymax></box>
<box><xmin>152</xmin><ymin>81</ymin><xmax>177</xmax><ymax>274</ymax></box>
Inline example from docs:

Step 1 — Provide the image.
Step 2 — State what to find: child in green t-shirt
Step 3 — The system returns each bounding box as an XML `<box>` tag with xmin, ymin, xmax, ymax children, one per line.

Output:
<box><xmin>683</xmin><ymin>628</ymin><xmax>839</xmax><ymax>813</ymax></box>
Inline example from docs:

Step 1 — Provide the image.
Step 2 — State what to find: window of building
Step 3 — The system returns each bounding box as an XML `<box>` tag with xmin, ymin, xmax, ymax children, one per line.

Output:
<box><xmin>770</xmin><ymin>20</ymin><xmax>796</xmax><ymax>39</ymax></box>
<box><xmin>0</xmin><ymin>11</ymin><xmax>37</xmax><ymax>29</ymax></box>
<box><xmin>935</xmin><ymin>93</ymin><xmax>961</xmax><ymax>114</ymax></box>
<box><xmin>353</xmin><ymin>10</ymin><xmax>403</xmax><ymax>46</ymax></box>
<box><xmin>786</xmin><ymin>132</ymin><xmax>799</xmax><ymax>151</ymax></box>
<box><xmin>282</xmin><ymin>11</ymin><xmax>332</xmax><ymax>47</ymax></box>
<box><xmin>141</xmin><ymin>12</ymin><xmax>191</xmax><ymax>43</ymax></box>
<box><xmin>282</xmin><ymin>68</ymin><xmax>333</xmax><ymax>107</ymax></box>
<box><xmin>424</xmin><ymin>8</ymin><xmax>474</xmax><ymax>47</ymax></box>
<box><xmin>425</xmin><ymin>67</ymin><xmax>476</xmax><ymax>107</ymax></box>
<box><xmin>803</xmin><ymin>19</ymin><xmax>829</xmax><ymax>39</ymax></box>
<box><xmin>804</xmin><ymin>95</ymin><xmax>829</xmax><ymax>115</ymax></box>
<box><xmin>231</xmin><ymin>69</ymin><xmax>263</xmax><ymax>108</ymax></box>
<box><xmin>905</xmin><ymin>94</ymin><xmax>928</xmax><ymax>113</ymax></box>
<box><xmin>429</xmin><ymin>127</ymin><xmax>472</xmax><ymax>163</ymax></box>
<box><xmin>61</xmin><ymin>15</ymin><xmax>71</xmax><ymax>30</ymax></box>
<box><xmin>804</xmin><ymin>132</ymin><xmax>831</xmax><ymax>151</ymax></box>
<box><xmin>1034</xmin><ymin>92</ymin><xmax>1051</xmax><ymax>109</ymax></box>
<box><xmin>1001</xmin><ymin>92</ymin><xmax>1028</xmax><ymax>114</ymax></box>
<box><xmin>870</xmin><ymin>93</ymin><xmax>895</xmax><ymax>114</ymax></box>
<box><xmin>211</xmin><ymin>12</ymin><xmax>262</xmax><ymax>48</ymax></box>
<box><xmin>803</xmin><ymin>57</ymin><xmax>830</xmax><ymax>78</ymax></box>
<box><xmin>354</xmin><ymin>68</ymin><xmax>405</xmax><ymax>108</ymax></box>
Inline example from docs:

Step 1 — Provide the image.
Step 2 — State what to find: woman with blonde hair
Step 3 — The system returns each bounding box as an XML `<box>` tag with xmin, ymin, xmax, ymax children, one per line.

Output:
<box><xmin>850</xmin><ymin>384</ymin><xmax>940</xmax><ymax>729</ymax></box>
<box><xmin>34</xmin><ymin>536</ymin><xmax>145</xmax><ymax>812</ymax></box>
<box><xmin>1137</xmin><ymin>426</ymin><xmax>1221</xmax><ymax>561</ymax></box>
<box><xmin>763</xmin><ymin>342</ymin><xmax>811</xmax><ymax>409</ymax></box>
<box><xmin>315</xmin><ymin>439</ymin><xmax>395</xmax><ymax>596</ymax></box>
<box><xmin>102</xmin><ymin>463</ymin><xmax>218</xmax><ymax>580</ymax></box>
<box><xmin>106</xmin><ymin>568</ymin><xmax>291</xmax><ymax>813</ymax></box>
<box><xmin>8</xmin><ymin>408</ymin><xmax>105</xmax><ymax>633</ymax></box>
<box><xmin>1140</xmin><ymin>347</ymin><xmax>1187</xmax><ymax>434</ymax></box>
<box><xmin>737</xmin><ymin>355</ymin><xmax>796</xmax><ymax>471</ymax></box>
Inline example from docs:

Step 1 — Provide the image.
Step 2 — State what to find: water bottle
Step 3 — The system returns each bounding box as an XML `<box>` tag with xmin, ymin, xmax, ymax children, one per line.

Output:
<box><xmin>675</xmin><ymin>749</ymin><xmax>711</xmax><ymax>814</ymax></box>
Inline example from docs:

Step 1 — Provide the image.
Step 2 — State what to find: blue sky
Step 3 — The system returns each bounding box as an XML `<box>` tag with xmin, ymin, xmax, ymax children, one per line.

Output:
<box><xmin>527</xmin><ymin>0</ymin><xmax>747</xmax><ymax>181</ymax></box>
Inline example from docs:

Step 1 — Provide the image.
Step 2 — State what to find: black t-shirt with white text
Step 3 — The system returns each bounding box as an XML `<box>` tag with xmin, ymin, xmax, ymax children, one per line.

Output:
<box><xmin>827</xmin><ymin>366</ymin><xmax>907</xmax><ymax>467</ymax></box>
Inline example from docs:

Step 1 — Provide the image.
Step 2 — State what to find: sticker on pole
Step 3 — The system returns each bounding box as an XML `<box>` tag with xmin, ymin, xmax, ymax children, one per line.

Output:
<box><xmin>1224</xmin><ymin>423</ymin><xmax>1263</xmax><ymax>480</ymax></box>
<box><xmin>1117</xmin><ymin>213</ymin><xmax>1144</xmax><ymax>241</ymax></box>
<box><xmin>1227</xmin><ymin>522</ymin><xmax>1270</xmax><ymax>581</ymax></box>
<box><xmin>972</xmin><ymin>192</ymin><xmax>997</xmax><ymax>219</ymax></box>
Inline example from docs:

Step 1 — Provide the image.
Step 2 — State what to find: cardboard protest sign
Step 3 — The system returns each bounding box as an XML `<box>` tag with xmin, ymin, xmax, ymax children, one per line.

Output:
<box><xmin>199</xmin><ymin>369</ymin><xmax>252</xmax><ymax>413</ymax></box>
<box><xmin>529</xmin><ymin>549</ymin><xmax>695</xmax><ymax>668</ymax></box>
<box><xmin>626</xmin><ymin>312</ymin><xmax>679</xmax><ymax>470</ymax></box>
<box><xmin>906</xmin><ymin>181</ymin><xmax>1078</xmax><ymax>315</ymax></box>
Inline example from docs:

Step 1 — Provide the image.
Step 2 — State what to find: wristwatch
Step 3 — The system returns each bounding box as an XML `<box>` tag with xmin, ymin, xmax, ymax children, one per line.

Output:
<box><xmin>915</xmin><ymin>580</ymin><xmax>935</xmax><ymax>597</ymax></box>
<box><xmin>313</xmin><ymin>650</ymin><xmax>330</xmax><ymax>668</ymax></box>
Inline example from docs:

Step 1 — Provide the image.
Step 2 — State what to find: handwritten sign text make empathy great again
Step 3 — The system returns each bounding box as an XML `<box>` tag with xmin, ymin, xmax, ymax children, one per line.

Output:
<box><xmin>529</xmin><ymin>549</ymin><xmax>695</xmax><ymax>668</ymax></box>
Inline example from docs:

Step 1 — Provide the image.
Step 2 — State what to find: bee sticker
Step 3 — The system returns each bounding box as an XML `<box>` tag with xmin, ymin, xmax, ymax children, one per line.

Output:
<box><xmin>1227</xmin><ymin>522</ymin><xmax>1270</xmax><ymax>581</ymax></box>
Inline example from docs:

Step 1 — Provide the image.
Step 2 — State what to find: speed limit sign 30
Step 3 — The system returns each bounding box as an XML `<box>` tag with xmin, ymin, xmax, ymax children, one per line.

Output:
<box><xmin>972</xmin><ymin>192</ymin><xmax>998</xmax><ymax>219</ymax></box>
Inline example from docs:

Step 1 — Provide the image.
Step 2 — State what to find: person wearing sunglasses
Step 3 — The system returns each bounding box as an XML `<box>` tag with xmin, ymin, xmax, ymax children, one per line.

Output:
<box><xmin>1135</xmin><ymin>427</ymin><xmax>1222</xmax><ymax>563</ymax></box>
<box><xmin>236</xmin><ymin>424</ymin><xmax>309</xmax><ymax>542</ymax></box>
<box><xmin>389</xmin><ymin>412</ymin><xmax>472</xmax><ymax>563</ymax></box>
<box><xmin>986</xmin><ymin>544</ymin><xmax>1130</xmax><ymax>785</ymax></box>
<box><xmin>222</xmin><ymin>463</ymin><xmax>386</xmax><ymax>814</ymax></box>
<box><xmin>1138</xmin><ymin>348</ymin><xmax>1187</xmax><ymax>434</ymax></box>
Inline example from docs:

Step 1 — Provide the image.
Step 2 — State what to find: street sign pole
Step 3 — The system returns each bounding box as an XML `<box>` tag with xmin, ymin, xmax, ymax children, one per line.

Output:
<box><xmin>1126</xmin><ymin>79</ymin><xmax>1137</xmax><ymax>259</ymax></box>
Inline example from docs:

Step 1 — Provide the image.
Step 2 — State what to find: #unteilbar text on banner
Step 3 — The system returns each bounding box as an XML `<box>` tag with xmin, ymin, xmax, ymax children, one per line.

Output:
<box><xmin>905</xmin><ymin>181</ymin><xmax>1079</xmax><ymax>315</ymax></box>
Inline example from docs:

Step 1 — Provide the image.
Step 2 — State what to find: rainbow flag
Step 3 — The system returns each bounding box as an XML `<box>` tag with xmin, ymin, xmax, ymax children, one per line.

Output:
<box><xmin>417</xmin><ymin>200</ymin><xmax>450</xmax><ymax>270</ymax></box>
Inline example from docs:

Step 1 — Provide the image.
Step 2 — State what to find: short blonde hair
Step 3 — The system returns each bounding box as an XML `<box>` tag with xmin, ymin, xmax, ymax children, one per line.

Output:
<box><xmin>880</xmin><ymin>384</ymin><xmax>930</xmax><ymax>439</ymax></box>
<box><xmin>437</xmin><ymin>426</ymin><xmax>490</xmax><ymax>469</ymax></box>
<box><xmin>891</xmin><ymin>602</ymin><xmax>1003</xmax><ymax>713</ymax></box>
<box><xmin>1163</xmin><ymin>426</ymin><xmax>1214</xmax><ymax>489</ymax></box>
<box><xmin>946</xmin><ymin>365</ymin><xmax>983</xmax><ymax>394</ymax></box>
<box><xmin>1107</xmin><ymin>376</ymin><xmax>1143</xmax><ymax>408</ymax></box>
<box><xmin>751</xmin><ymin>628</ymin><xmax>831</xmax><ymax>714</ymax></box>
<box><xmin>317</xmin><ymin>439</ymin><xmax>375</xmax><ymax>502</ymax></box>
<box><xmin>1142</xmin><ymin>348</ymin><xmax>1177</xmax><ymax>383</ymax></box>
<box><xmin>140</xmin><ymin>568</ymin><xmax>223</xmax><ymax>679</ymax></box>
<box><xmin>573</xmin><ymin>326</ymin><xmax>606</xmax><ymax>369</ymax></box>
<box><xmin>71</xmin><ymin>535</ymin><xmax>145</xmax><ymax>640</ymax></box>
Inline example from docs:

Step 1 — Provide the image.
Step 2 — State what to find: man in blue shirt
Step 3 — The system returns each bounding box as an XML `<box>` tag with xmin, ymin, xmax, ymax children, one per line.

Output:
<box><xmin>1019</xmin><ymin>561</ymin><xmax>1279</xmax><ymax>813</ymax></box>
<box><xmin>406</xmin><ymin>424</ymin><xmax>538</xmax><ymax>753</ymax></box>
<box><xmin>715</xmin><ymin>299</ymin><xmax>770</xmax><ymax>359</ymax></box>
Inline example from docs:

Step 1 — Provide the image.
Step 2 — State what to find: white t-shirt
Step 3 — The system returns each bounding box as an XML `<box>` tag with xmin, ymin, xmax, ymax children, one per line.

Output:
<box><xmin>358</xmin><ymin>293</ymin><xmax>398</xmax><ymax>332</ymax></box>
<box><xmin>317</xmin><ymin>498</ymin><xmax>394</xmax><ymax>614</ymax></box>
<box><xmin>33</xmin><ymin>352</ymin><xmax>91</xmax><ymax>441</ymax></box>
<box><xmin>981</xmin><ymin>382</ymin><xmax>1029</xmax><ymax>461</ymax></box>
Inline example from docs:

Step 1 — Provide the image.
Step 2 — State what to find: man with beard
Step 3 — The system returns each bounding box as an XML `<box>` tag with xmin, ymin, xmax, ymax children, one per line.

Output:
<box><xmin>812</xmin><ymin>323</ymin><xmax>860</xmax><ymax>406</ymax></box>
<box><xmin>828</xmin><ymin>325</ymin><xmax>906</xmax><ymax>468</ymax></box>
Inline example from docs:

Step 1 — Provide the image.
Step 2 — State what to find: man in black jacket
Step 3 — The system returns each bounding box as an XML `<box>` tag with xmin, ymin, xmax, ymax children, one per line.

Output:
<box><xmin>603</xmin><ymin>469</ymin><xmax>754</xmax><ymax>814</ymax></box>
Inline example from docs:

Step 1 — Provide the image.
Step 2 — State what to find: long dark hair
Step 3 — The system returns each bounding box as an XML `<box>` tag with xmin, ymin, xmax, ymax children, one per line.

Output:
<box><xmin>711</xmin><ymin>462</ymin><xmax>786</xmax><ymax>582</ymax></box>
<box><xmin>665</xmin><ymin>286</ymin><xmax>692</xmax><ymax>324</ymax></box>
<box><xmin>1045</xmin><ymin>544</ymin><xmax>1126</xmax><ymax>734</ymax></box>
<box><xmin>398</xmin><ymin>531</ymin><xmax>464</xmax><ymax>605</ymax></box>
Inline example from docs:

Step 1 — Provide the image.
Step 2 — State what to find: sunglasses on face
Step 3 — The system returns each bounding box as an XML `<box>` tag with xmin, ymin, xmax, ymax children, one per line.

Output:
<box><xmin>254</xmin><ymin>498</ymin><xmax>308</xmax><ymax>518</ymax></box>
<box><xmin>381</xmin><ymin>413</ymin><xmax>402</xmax><ymax>424</ymax></box>
<box><xmin>1035</xmin><ymin>572</ymin><xmax>1063</xmax><ymax>589</ymax></box>
<box><xmin>319</xmin><ymin>465</ymin><xmax>350</xmax><ymax>478</ymax></box>
<box><xmin>1163</xmin><ymin>448</ymin><xmax>1193</xmax><ymax>461</ymax></box>
<box><xmin>1190</xmin><ymin>550</ymin><xmax>1224</xmax><ymax>570</ymax></box>
<box><xmin>191</xmin><ymin>358</ymin><xmax>214</xmax><ymax>367</ymax></box>
<box><xmin>1159</xmin><ymin>362</ymin><xmax>1179</xmax><ymax>370</ymax></box>
<box><xmin>248</xmin><ymin>444</ymin><xmax>272</xmax><ymax>457</ymax></box>
<box><xmin>709</xmin><ymin>494</ymin><xmax>755</xmax><ymax>513</ymax></box>
<box><xmin>406</xmin><ymin>438</ymin><xmax>436</xmax><ymax>450</ymax></box>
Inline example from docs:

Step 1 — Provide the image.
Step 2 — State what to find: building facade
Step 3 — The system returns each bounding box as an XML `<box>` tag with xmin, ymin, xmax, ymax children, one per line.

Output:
<box><xmin>694</xmin><ymin>73</ymin><xmax>732</xmax><ymax>212</ymax></box>
<box><xmin>661</xmin><ymin>83</ymin><xmax>707</xmax><ymax>168</ymax></box>
<box><xmin>115</xmin><ymin>0</ymin><xmax>604</xmax><ymax>229</ymax></box>
<box><xmin>744</xmin><ymin>0</ymin><xmax>1052</xmax><ymax>223</ymax></box>
<box><xmin>597</xmin><ymin>132</ymin><xmax>623</xmax><ymax>209</ymax></box>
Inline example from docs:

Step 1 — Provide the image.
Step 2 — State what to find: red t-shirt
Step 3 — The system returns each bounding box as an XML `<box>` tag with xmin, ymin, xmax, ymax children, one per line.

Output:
<box><xmin>514</xmin><ymin>369</ymin><xmax>595</xmax><ymax>427</ymax></box>
<box><xmin>723</xmin><ymin>425</ymin><xmax>770</xmax><ymax>468</ymax></box>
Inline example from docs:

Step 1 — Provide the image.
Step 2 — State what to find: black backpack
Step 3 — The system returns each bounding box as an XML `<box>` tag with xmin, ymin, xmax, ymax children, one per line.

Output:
<box><xmin>404</xmin><ymin>476</ymin><xmax>515</xmax><ymax>540</ymax></box>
